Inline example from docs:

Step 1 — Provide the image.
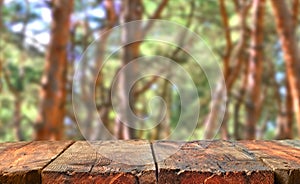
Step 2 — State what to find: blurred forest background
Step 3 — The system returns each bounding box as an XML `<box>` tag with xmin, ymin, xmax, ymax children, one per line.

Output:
<box><xmin>1</xmin><ymin>0</ymin><xmax>300</xmax><ymax>141</ymax></box>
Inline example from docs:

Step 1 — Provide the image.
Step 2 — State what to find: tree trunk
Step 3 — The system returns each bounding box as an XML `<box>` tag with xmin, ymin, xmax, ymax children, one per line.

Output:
<box><xmin>271</xmin><ymin>0</ymin><xmax>300</xmax><ymax>137</ymax></box>
<box><xmin>218</xmin><ymin>0</ymin><xmax>231</xmax><ymax>140</ymax></box>
<box><xmin>92</xmin><ymin>0</ymin><xmax>117</xmax><ymax>140</ymax></box>
<box><xmin>152</xmin><ymin>79</ymin><xmax>171</xmax><ymax>140</ymax></box>
<box><xmin>285</xmin><ymin>83</ymin><xmax>294</xmax><ymax>138</ymax></box>
<box><xmin>115</xmin><ymin>0</ymin><xmax>143</xmax><ymax>139</ymax></box>
<box><xmin>35</xmin><ymin>0</ymin><xmax>73</xmax><ymax>140</ymax></box>
<box><xmin>13</xmin><ymin>94</ymin><xmax>24</xmax><ymax>141</ymax></box>
<box><xmin>292</xmin><ymin>0</ymin><xmax>299</xmax><ymax>27</ymax></box>
<box><xmin>204</xmin><ymin>1</ymin><xmax>250</xmax><ymax>139</ymax></box>
<box><xmin>0</xmin><ymin>0</ymin><xmax>4</xmax><ymax>79</ymax></box>
<box><xmin>269</xmin><ymin>57</ymin><xmax>293</xmax><ymax>139</ymax></box>
<box><xmin>0</xmin><ymin>0</ymin><xmax>3</xmax><ymax>30</ymax></box>
<box><xmin>245</xmin><ymin>0</ymin><xmax>265</xmax><ymax>139</ymax></box>
<box><xmin>219</xmin><ymin>0</ymin><xmax>232</xmax><ymax>81</ymax></box>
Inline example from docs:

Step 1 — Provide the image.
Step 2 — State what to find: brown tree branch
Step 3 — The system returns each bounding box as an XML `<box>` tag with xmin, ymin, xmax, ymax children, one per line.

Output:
<box><xmin>142</xmin><ymin>0</ymin><xmax>169</xmax><ymax>37</ymax></box>
<box><xmin>35</xmin><ymin>0</ymin><xmax>74</xmax><ymax>140</ymax></box>
<box><xmin>245</xmin><ymin>0</ymin><xmax>265</xmax><ymax>139</ymax></box>
<box><xmin>226</xmin><ymin>1</ymin><xmax>251</xmax><ymax>91</ymax></box>
<box><xmin>293</xmin><ymin>0</ymin><xmax>299</xmax><ymax>28</ymax></box>
<box><xmin>271</xmin><ymin>0</ymin><xmax>300</xmax><ymax>137</ymax></box>
<box><xmin>3</xmin><ymin>66</ymin><xmax>18</xmax><ymax>95</ymax></box>
<box><xmin>134</xmin><ymin>76</ymin><xmax>159</xmax><ymax>97</ymax></box>
<box><xmin>219</xmin><ymin>0</ymin><xmax>232</xmax><ymax>85</ymax></box>
<box><xmin>168</xmin><ymin>1</ymin><xmax>195</xmax><ymax>59</ymax></box>
<box><xmin>0</xmin><ymin>0</ymin><xmax>3</xmax><ymax>30</ymax></box>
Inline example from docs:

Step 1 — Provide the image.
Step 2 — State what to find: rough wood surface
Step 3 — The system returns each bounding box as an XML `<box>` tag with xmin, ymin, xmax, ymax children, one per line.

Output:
<box><xmin>2</xmin><ymin>140</ymin><xmax>300</xmax><ymax>183</ymax></box>
<box><xmin>0</xmin><ymin>141</ymin><xmax>73</xmax><ymax>184</ymax></box>
<box><xmin>153</xmin><ymin>140</ymin><xmax>274</xmax><ymax>184</ymax></box>
<box><xmin>42</xmin><ymin>140</ymin><xmax>156</xmax><ymax>184</ymax></box>
<box><xmin>278</xmin><ymin>139</ymin><xmax>300</xmax><ymax>149</ymax></box>
<box><xmin>0</xmin><ymin>141</ymin><xmax>29</xmax><ymax>153</ymax></box>
<box><xmin>236</xmin><ymin>140</ymin><xmax>300</xmax><ymax>184</ymax></box>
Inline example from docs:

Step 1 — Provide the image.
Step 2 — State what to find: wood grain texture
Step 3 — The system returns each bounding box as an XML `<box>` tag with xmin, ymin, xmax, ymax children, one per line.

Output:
<box><xmin>236</xmin><ymin>140</ymin><xmax>300</xmax><ymax>184</ymax></box>
<box><xmin>42</xmin><ymin>140</ymin><xmax>156</xmax><ymax>184</ymax></box>
<box><xmin>278</xmin><ymin>139</ymin><xmax>300</xmax><ymax>149</ymax></box>
<box><xmin>0</xmin><ymin>141</ymin><xmax>73</xmax><ymax>184</ymax></box>
<box><xmin>0</xmin><ymin>141</ymin><xmax>30</xmax><ymax>153</ymax></box>
<box><xmin>1</xmin><ymin>140</ymin><xmax>300</xmax><ymax>183</ymax></box>
<box><xmin>153</xmin><ymin>140</ymin><xmax>274</xmax><ymax>184</ymax></box>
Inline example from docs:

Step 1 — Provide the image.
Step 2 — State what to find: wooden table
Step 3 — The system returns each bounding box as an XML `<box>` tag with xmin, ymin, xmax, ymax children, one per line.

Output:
<box><xmin>0</xmin><ymin>140</ymin><xmax>300</xmax><ymax>183</ymax></box>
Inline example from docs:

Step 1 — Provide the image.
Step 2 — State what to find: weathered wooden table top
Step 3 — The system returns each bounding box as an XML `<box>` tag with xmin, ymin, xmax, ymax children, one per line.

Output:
<box><xmin>0</xmin><ymin>140</ymin><xmax>300</xmax><ymax>184</ymax></box>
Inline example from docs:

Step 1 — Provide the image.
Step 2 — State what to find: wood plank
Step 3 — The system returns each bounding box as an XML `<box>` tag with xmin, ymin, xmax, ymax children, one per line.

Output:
<box><xmin>236</xmin><ymin>140</ymin><xmax>300</xmax><ymax>184</ymax></box>
<box><xmin>153</xmin><ymin>140</ymin><xmax>274</xmax><ymax>184</ymax></box>
<box><xmin>0</xmin><ymin>141</ymin><xmax>73</xmax><ymax>184</ymax></box>
<box><xmin>42</xmin><ymin>140</ymin><xmax>156</xmax><ymax>184</ymax></box>
<box><xmin>278</xmin><ymin>140</ymin><xmax>300</xmax><ymax>149</ymax></box>
<box><xmin>0</xmin><ymin>141</ymin><xmax>30</xmax><ymax>153</ymax></box>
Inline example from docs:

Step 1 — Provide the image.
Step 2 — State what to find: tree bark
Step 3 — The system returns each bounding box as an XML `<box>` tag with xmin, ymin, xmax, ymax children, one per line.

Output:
<box><xmin>285</xmin><ymin>84</ymin><xmax>294</xmax><ymax>138</ymax></box>
<box><xmin>225</xmin><ymin>1</ymin><xmax>251</xmax><ymax>91</ymax></box>
<box><xmin>218</xmin><ymin>0</ymin><xmax>231</xmax><ymax>140</ymax></box>
<box><xmin>245</xmin><ymin>0</ymin><xmax>265</xmax><ymax>139</ymax></box>
<box><xmin>219</xmin><ymin>0</ymin><xmax>232</xmax><ymax>82</ymax></box>
<box><xmin>204</xmin><ymin>1</ymin><xmax>250</xmax><ymax>139</ymax></box>
<box><xmin>271</xmin><ymin>0</ymin><xmax>300</xmax><ymax>137</ymax></box>
<box><xmin>0</xmin><ymin>0</ymin><xmax>3</xmax><ymax>30</ymax></box>
<box><xmin>0</xmin><ymin>0</ymin><xmax>4</xmax><ymax>88</ymax></box>
<box><xmin>152</xmin><ymin>79</ymin><xmax>171</xmax><ymax>140</ymax></box>
<box><xmin>268</xmin><ymin>58</ymin><xmax>293</xmax><ymax>139</ymax></box>
<box><xmin>3</xmin><ymin>66</ymin><xmax>25</xmax><ymax>141</ymax></box>
<box><xmin>35</xmin><ymin>0</ymin><xmax>73</xmax><ymax>140</ymax></box>
<box><xmin>13</xmin><ymin>94</ymin><xmax>24</xmax><ymax>141</ymax></box>
<box><xmin>92</xmin><ymin>0</ymin><xmax>117</xmax><ymax>140</ymax></box>
<box><xmin>115</xmin><ymin>0</ymin><xmax>143</xmax><ymax>139</ymax></box>
<box><xmin>292</xmin><ymin>0</ymin><xmax>299</xmax><ymax>27</ymax></box>
<box><xmin>115</xmin><ymin>0</ymin><xmax>169</xmax><ymax>139</ymax></box>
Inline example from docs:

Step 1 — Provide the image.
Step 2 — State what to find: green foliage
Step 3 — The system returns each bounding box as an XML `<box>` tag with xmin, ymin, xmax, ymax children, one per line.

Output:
<box><xmin>0</xmin><ymin>35</ymin><xmax>43</xmax><ymax>141</ymax></box>
<box><xmin>0</xmin><ymin>0</ymin><xmax>297</xmax><ymax>141</ymax></box>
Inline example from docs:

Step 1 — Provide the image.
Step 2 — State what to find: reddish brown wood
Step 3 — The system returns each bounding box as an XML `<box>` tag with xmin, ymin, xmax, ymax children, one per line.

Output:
<box><xmin>271</xmin><ymin>0</ymin><xmax>300</xmax><ymax>136</ymax></box>
<box><xmin>245</xmin><ymin>0</ymin><xmax>265</xmax><ymax>139</ymax></box>
<box><xmin>279</xmin><ymin>140</ymin><xmax>300</xmax><ymax>148</ymax></box>
<box><xmin>236</xmin><ymin>140</ymin><xmax>300</xmax><ymax>184</ymax></box>
<box><xmin>153</xmin><ymin>140</ymin><xmax>274</xmax><ymax>184</ymax></box>
<box><xmin>42</xmin><ymin>140</ymin><xmax>156</xmax><ymax>184</ymax></box>
<box><xmin>0</xmin><ymin>141</ymin><xmax>73</xmax><ymax>184</ymax></box>
<box><xmin>35</xmin><ymin>0</ymin><xmax>74</xmax><ymax>140</ymax></box>
<box><xmin>2</xmin><ymin>140</ymin><xmax>300</xmax><ymax>183</ymax></box>
<box><xmin>0</xmin><ymin>141</ymin><xmax>29</xmax><ymax>153</ymax></box>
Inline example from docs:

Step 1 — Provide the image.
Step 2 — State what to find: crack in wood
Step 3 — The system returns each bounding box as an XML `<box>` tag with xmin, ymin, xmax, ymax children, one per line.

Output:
<box><xmin>2</xmin><ymin>140</ymin><xmax>300</xmax><ymax>183</ymax></box>
<box><xmin>88</xmin><ymin>150</ymin><xmax>98</xmax><ymax>173</ymax></box>
<box><xmin>150</xmin><ymin>141</ymin><xmax>159</xmax><ymax>184</ymax></box>
<box><xmin>41</xmin><ymin>141</ymin><xmax>75</xmax><ymax>171</ymax></box>
<box><xmin>39</xmin><ymin>141</ymin><xmax>75</xmax><ymax>183</ymax></box>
